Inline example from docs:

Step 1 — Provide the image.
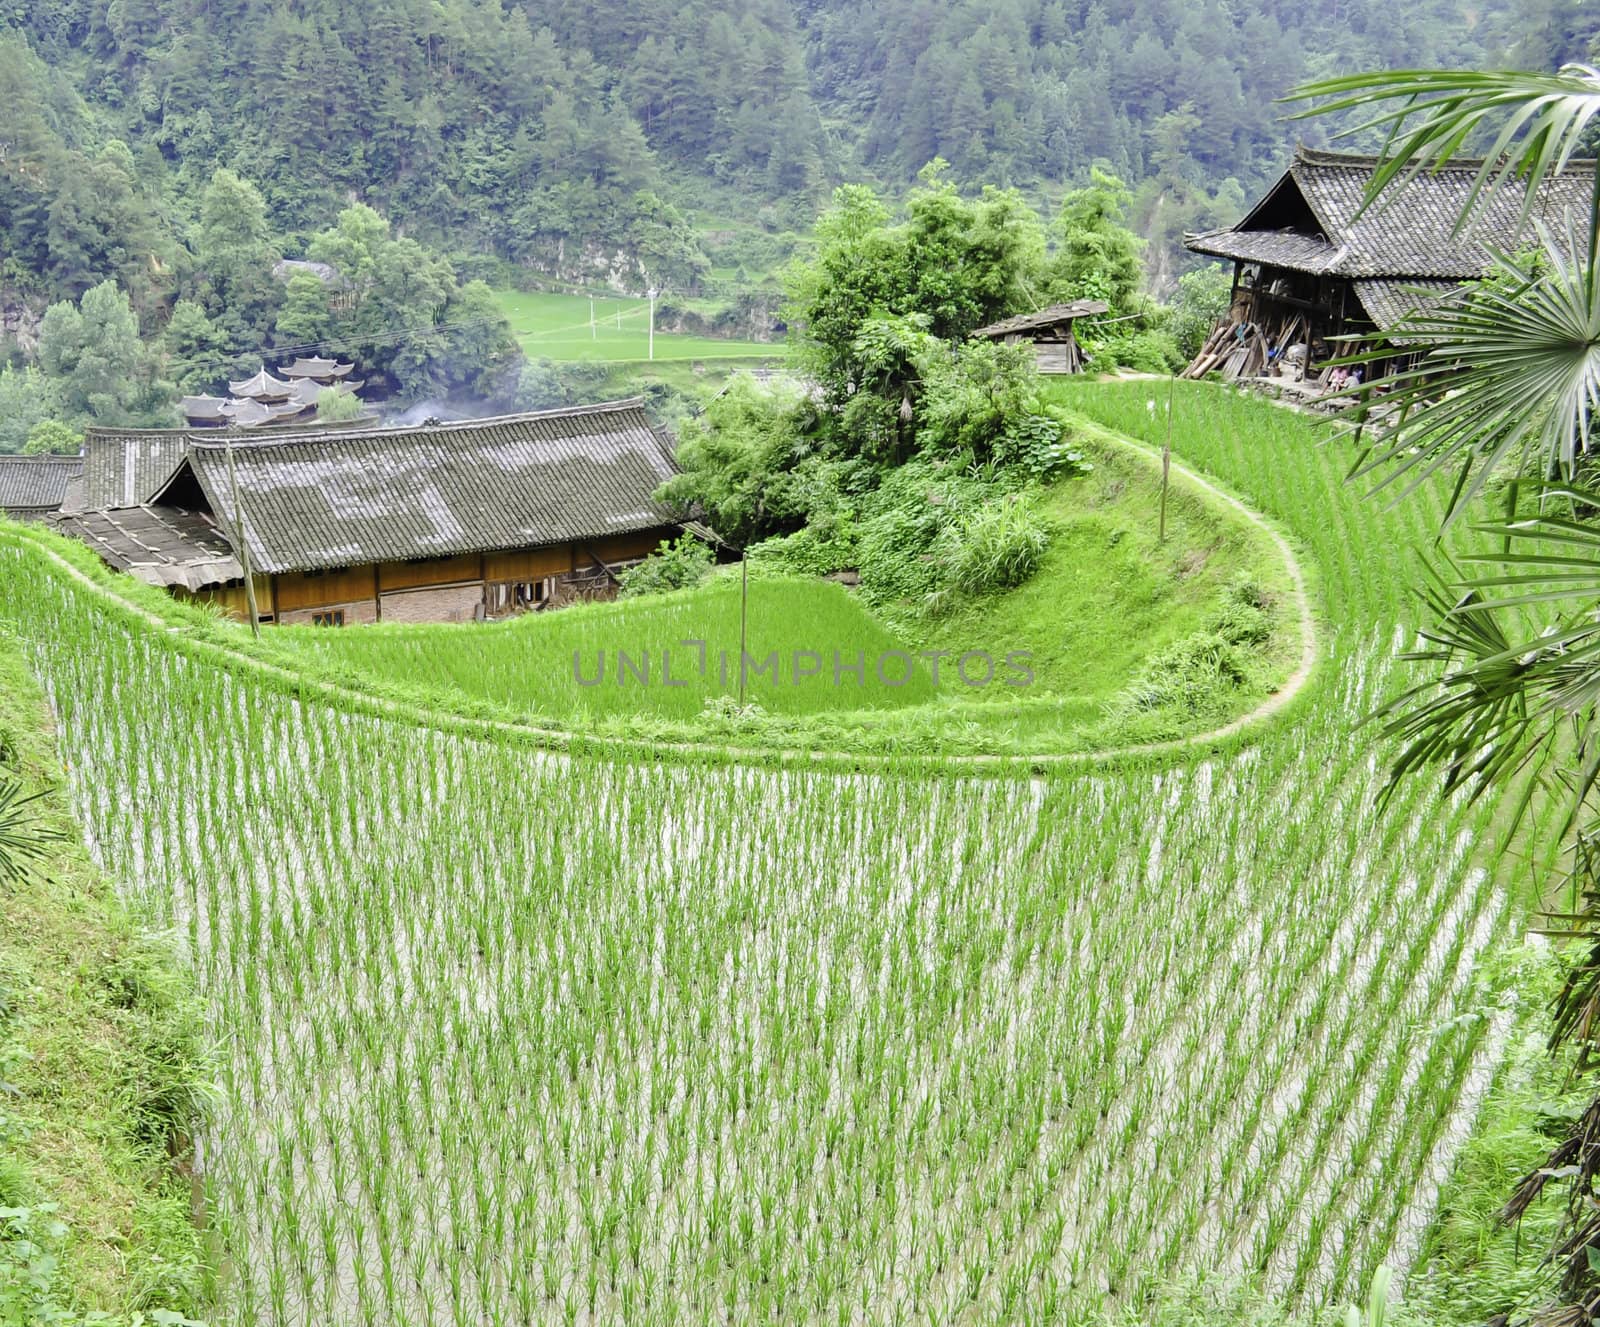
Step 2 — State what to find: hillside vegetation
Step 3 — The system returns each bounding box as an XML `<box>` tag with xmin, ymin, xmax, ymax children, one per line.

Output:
<box><xmin>0</xmin><ymin>640</ymin><xmax>212</xmax><ymax>1323</ymax></box>
<box><xmin>0</xmin><ymin>0</ymin><xmax>1562</xmax><ymax>318</ymax></box>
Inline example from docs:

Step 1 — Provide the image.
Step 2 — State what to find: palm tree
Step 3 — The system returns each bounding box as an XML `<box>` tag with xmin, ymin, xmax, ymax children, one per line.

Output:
<box><xmin>1288</xmin><ymin>66</ymin><xmax>1600</xmax><ymax>1320</ymax></box>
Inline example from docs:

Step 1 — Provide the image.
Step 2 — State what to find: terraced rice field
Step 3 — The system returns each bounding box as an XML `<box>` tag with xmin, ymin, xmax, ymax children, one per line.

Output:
<box><xmin>0</xmin><ymin>380</ymin><xmax>1546</xmax><ymax>1324</ymax></box>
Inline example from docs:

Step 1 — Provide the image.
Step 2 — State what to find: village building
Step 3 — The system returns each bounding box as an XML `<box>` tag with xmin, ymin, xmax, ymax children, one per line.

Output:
<box><xmin>970</xmin><ymin>300</ymin><xmax>1109</xmax><ymax>374</ymax></box>
<box><xmin>181</xmin><ymin>358</ymin><xmax>368</xmax><ymax>429</ymax></box>
<box><xmin>1182</xmin><ymin>147</ymin><xmax>1595</xmax><ymax>387</ymax></box>
<box><xmin>55</xmin><ymin>400</ymin><xmax>685</xmax><ymax>626</ymax></box>
<box><xmin>0</xmin><ymin>454</ymin><xmax>81</xmax><ymax>522</ymax></box>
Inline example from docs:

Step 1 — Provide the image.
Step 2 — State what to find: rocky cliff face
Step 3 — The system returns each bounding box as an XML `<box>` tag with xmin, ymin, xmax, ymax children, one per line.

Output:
<box><xmin>1</xmin><ymin>287</ymin><xmax>45</xmax><ymax>356</ymax></box>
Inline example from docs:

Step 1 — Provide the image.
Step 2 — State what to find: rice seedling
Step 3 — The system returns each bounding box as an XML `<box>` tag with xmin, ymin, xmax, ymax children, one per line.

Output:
<box><xmin>0</xmin><ymin>379</ymin><xmax>1551</xmax><ymax>1324</ymax></box>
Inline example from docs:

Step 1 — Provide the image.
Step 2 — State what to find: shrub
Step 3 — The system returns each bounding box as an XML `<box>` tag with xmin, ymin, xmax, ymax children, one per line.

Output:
<box><xmin>1108</xmin><ymin>327</ymin><xmax>1184</xmax><ymax>373</ymax></box>
<box><xmin>935</xmin><ymin>492</ymin><xmax>1052</xmax><ymax>597</ymax></box>
<box><xmin>1114</xmin><ymin>630</ymin><xmax>1250</xmax><ymax>717</ymax></box>
<box><xmin>617</xmin><ymin>535</ymin><xmax>715</xmax><ymax>598</ymax></box>
<box><xmin>1210</xmin><ymin>577</ymin><xmax>1275</xmax><ymax>647</ymax></box>
<box><xmin>747</xmin><ymin>514</ymin><xmax>859</xmax><ymax>577</ymax></box>
<box><xmin>994</xmin><ymin>409</ymin><xmax>1092</xmax><ymax>480</ymax></box>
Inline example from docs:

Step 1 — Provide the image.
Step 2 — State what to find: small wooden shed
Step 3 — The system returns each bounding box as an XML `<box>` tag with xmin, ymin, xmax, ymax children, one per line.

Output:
<box><xmin>970</xmin><ymin>300</ymin><xmax>1110</xmax><ymax>374</ymax></box>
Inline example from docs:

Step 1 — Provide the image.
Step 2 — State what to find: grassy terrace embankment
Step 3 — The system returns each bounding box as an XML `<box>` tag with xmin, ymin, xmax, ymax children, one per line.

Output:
<box><xmin>0</xmin><ymin>640</ymin><xmax>212</xmax><ymax>1322</ymax></box>
<box><xmin>267</xmin><ymin>423</ymin><xmax>1303</xmax><ymax>759</ymax></box>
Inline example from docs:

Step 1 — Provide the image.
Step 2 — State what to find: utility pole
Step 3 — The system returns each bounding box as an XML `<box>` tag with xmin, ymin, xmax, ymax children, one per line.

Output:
<box><xmin>1159</xmin><ymin>373</ymin><xmax>1175</xmax><ymax>544</ymax></box>
<box><xmin>737</xmin><ymin>549</ymin><xmax>748</xmax><ymax>708</ymax></box>
<box><xmin>647</xmin><ymin>287</ymin><xmax>657</xmax><ymax>361</ymax></box>
<box><xmin>226</xmin><ymin>436</ymin><xmax>261</xmax><ymax>637</ymax></box>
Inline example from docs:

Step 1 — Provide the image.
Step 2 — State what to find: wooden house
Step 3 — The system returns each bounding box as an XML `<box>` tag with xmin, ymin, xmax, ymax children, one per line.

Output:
<box><xmin>55</xmin><ymin>400</ymin><xmax>685</xmax><ymax>625</ymax></box>
<box><xmin>970</xmin><ymin>300</ymin><xmax>1109</xmax><ymax>373</ymax></box>
<box><xmin>0</xmin><ymin>455</ymin><xmax>80</xmax><ymax>522</ymax></box>
<box><xmin>1183</xmin><ymin>147</ymin><xmax>1595</xmax><ymax>385</ymax></box>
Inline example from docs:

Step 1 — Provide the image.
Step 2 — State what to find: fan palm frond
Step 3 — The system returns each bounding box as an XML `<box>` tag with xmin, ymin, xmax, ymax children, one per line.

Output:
<box><xmin>0</xmin><ymin>777</ymin><xmax>55</xmax><ymax>887</ymax></box>
<box><xmin>1283</xmin><ymin>65</ymin><xmax>1600</xmax><ymax>243</ymax></box>
<box><xmin>1337</xmin><ymin>231</ymin><xmax>1600</xmax><ymax>526</ymax></box>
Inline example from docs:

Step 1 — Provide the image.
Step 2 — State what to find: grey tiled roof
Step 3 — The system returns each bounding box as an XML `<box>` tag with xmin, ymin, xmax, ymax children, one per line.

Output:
<box><xmin>78</xmin><ymin>417</ymin><xmax>379</xmax><ymax>511</ymax></box>
<box><xmin>971</xmin><ymin>300</ymin><xmax>1110</xmax><ymax>338</ymax></box>
<box><xmin>0</xmin><ymin>455</ymin><xmax>80</xmax><ymax>517</ymax></box>
<box><xmin>1350</xmin><ymin>279</ymin><xmax>1464</xmax><ymax>344</ymax></box>
<box><xmin>1186</xmin><ymin>147</ymin><xmax>1595</xmax><ymax>278</ymax></box>
<box><xmin>182</xmin><ymin>399</ymin><xmax>680</xmax><ymax>575</ymax></box>
<box><xmin>79</xmin><ymin>429</ymin><xmax>193</xmax><ymax>511</ymax></box>
<box><xmin>1184</xmin><ymin>227</ymin><xmax>1342</xmax><ymax>273</ymax></box>
<box><xmin>281</xmin><ymin>357</ymin><xmax>354</xmax><ymax>379</ymax></box>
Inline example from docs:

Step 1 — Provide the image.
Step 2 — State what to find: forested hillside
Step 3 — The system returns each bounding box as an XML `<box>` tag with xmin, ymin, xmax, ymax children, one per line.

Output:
<box><xmin>4</xmin><ymin>0</ymin><xmax>1585</xmax><ymax>315</ymax></box>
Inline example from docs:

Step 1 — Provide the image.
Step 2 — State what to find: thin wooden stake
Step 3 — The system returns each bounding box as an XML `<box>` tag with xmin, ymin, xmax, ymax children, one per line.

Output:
<box><xmin>737</xmin><ymin>550</ymin><xmax>748</xmax><ymax>708</ymax></box>
<box><xmin>1159</xmin><ymin>373</ymin><xmax>1174</xmax><ymax>543</ymax></box>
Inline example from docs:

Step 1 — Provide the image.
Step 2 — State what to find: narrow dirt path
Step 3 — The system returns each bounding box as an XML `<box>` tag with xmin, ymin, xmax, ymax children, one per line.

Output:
<box><xmin>1107</xmin><ymin>432</ymin><xmax>1319</xmax><ymax>748</ymax></box>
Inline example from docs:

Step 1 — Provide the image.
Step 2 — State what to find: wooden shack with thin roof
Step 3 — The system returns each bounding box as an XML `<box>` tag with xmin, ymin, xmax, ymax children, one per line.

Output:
<box><xmin>969</xmin><ymin>300</ymin><xmax>1109</xmax><ymax>374</ymax></box>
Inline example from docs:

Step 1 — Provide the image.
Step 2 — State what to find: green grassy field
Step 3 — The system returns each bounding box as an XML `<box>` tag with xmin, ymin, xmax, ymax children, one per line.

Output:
<box><xmin>262</xmin><ymin>425</ymin><xmax>1297</xmax><ymax>755</ymax></box>
<box><xmin>272</xmin><ymin>576</ymin><xmax>937</xmax><ymax>723</ymax></box>
<box><xmin>496</xmin><ymin>289</ymin><xmax>779</xmax><ymax>362</ymax></box>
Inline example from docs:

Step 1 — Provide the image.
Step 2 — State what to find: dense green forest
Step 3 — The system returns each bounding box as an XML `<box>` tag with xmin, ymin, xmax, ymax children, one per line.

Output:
<box><xmin>5</xmin><ymin>0</ymin><xmax>1591</xmax><ymax>311</ymax></box>
<box><xmin>0</xmin><ymin>0</ymin><xmax>1594</xmax><ymax>447</ymax></box>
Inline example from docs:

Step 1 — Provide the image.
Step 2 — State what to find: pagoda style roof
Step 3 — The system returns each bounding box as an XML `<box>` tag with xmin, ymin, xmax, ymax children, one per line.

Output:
<box><xmin>228</xmin><ymin>368</ymin><xmax>295</xmax><ymax>401</ymax></box>
<box><xmin>180</xmin><ymin>395</ymin><xmax>229</xmax><ymax>422</ymax></box>
<box><xmin>971</xmin><ymin>301</ymin><xmax>1110</xmax><ymax>338</ymax></box>
<box><xmin>286</xmin><ymin>377</ymin><xmax>363</xmax><ymax>408</ymax></box>
<box><xmin>281</xmin><ymin>357</ymin><xmax>354</xmax><ymax>380</ymax></box>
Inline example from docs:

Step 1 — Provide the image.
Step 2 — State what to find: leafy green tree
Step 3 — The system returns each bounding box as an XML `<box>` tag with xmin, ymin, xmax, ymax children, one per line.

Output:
<box><xmin>0</xmin><ymin>365</ymin><xmax>59</xmax><ymax>454</ymax></box>
<box><xmin>901</xmin><ymin>165</ymin><xmax>1045</xmax><ymax>340</ymax></box>
<box><xmin>441</xmin><ymin>280</ymin><xmax>521</xmax><ymax>398</ymax></box>
<box><xmin>37</xmin><ymin>279</ymin><xmax>173</xmax><ymax>427</ymax></box>
<box><xmin>162</xmin><ymin>299</ymin><xmax>235</xmax><ymax>394</ymax></box>
<box><xmin>274</xmin><ymin>272</ymin><xmax>334</xmax><ymax>352</ymax></box>
<box><xmin>22</xmin><ymin>419</ymin><xmax>82</xmax><ymax>455</ymax></box>
<box><xmin>783</xmin><ymin>184</ymin><xmax>909</xmax><ymax>405</ymax></box>
<box><xmin>315</xmin><ymin>387</ymin><xmax>364</xmax><ymax>422</ymax></box>
<box><xmin>1048</xmin><ymin>168</ymin><xmax>1145</xmax><ymax>313</ymax></box>
<box><xmin>194</xmin><ymin>169</ymin><xmax>281</xmax><ymax>340</ymax></box>
<box><xmin>1167</xmin><ymin>263</ymin><xmax>1233</xmax><ymax>358</ymax></box>
<box><xmin>656</xmin><ymin>380</ymin><xmax>814</xmax><ymax>546</ymax></box>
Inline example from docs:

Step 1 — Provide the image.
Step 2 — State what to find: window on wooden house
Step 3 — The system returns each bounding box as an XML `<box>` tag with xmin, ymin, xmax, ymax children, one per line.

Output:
<box><xmin>312</xmin><ymin>610</ymin><xmax>346</xmax><ymax>628</ymax></box>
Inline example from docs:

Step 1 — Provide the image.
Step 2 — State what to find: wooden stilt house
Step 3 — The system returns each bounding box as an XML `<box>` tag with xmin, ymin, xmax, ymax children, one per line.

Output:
<box><xmin>1182</xmin><ymin>147</ymin><xmax>1595</xmax><ymax>388</ymax></box>
<box><xmin>54</xmin><ymin>400</ymin><xmax>686</xmax><ymax>625</ymax></box>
